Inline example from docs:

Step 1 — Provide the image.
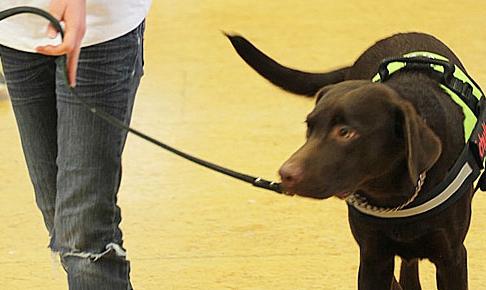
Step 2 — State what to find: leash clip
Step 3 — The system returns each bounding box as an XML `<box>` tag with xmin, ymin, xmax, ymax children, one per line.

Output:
<box><xmin>252</xmin><ymin>178</ymin><xmax>283</xmax><ymax>193</ymax></box>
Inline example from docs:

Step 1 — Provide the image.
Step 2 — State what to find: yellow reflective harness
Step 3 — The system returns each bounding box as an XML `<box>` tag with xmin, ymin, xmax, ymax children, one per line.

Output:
<box><xmin>373</xmin><ymin>51</ymin><xmax>482</xmax><ymax>140</ymax></box>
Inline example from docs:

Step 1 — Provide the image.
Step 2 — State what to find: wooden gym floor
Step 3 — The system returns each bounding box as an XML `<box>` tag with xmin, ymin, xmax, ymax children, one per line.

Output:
<box><xmin>1</xmin><ymin>1</ymin><xmax>486</xmax><ymax>289</ymax></box>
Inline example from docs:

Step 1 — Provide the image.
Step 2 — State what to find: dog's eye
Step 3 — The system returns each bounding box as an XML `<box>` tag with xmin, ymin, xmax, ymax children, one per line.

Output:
<box><xmin>339</xmin><ymin>127</ymin><xmax>350</xmax><ymax>136</ymax></box>
<box><xmin>305</xmin><ymin>120</ymin><xmax>315</xmax><ymax>137</ymax></box>
<box><xmin>333</xmin><ymin>125</ymin><xmax>359</xmax><ymax>141</ymax></box>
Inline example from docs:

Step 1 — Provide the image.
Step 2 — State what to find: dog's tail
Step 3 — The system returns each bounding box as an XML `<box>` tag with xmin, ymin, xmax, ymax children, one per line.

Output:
<box><xmin>225</xmin><ymin>33</ymin><xmax>350</xmax><ymax>96</ymax></box>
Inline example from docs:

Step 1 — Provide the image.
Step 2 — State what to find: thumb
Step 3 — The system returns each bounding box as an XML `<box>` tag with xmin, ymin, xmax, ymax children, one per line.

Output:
<box><xmin>47</xmin><ymin>23</ymin><xmax>59</xmax><ymax>38</ymax></box>
<box><xmin>46</xmin><ymin>0</ymin><xmax>66</xmax><ymax>38</ymax></box>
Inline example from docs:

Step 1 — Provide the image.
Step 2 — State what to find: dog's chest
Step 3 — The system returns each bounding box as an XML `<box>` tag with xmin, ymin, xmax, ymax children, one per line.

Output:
<box><xmin>389</xmin><ymin>226</ymin><xmax>451</xmax><ymax>260</ymax></box>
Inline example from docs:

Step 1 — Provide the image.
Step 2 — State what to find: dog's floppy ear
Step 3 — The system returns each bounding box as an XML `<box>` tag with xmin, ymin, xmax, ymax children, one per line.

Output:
<box><xmin>315</xmin><ymin>85</ymin><xmax>335</xmax><ymax>104</ymax></box>
<box><xmin>398</xmin><ymin>101</ymin><xmax>442</xmax><ymax>183</ymax></box>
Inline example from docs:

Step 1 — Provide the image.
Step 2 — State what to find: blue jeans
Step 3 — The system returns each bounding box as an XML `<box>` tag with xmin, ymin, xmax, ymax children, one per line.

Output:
<box><xmin>0</xmin><ymin>21</ymin><xmax>145</xmax><ymax>290</ymax></box>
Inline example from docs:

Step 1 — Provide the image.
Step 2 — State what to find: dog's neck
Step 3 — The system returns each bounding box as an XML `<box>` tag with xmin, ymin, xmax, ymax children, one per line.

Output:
<box><xmin>356</xmin><ymin>159</ymin><xmax>420</xmax><ymax>208</ymax></box>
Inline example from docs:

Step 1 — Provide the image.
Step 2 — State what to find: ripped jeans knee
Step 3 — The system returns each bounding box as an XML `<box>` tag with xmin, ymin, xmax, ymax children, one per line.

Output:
<box><xmin>62</xmin><ymin>243</ymin><xmax>127</xmax><ymax>262</ymax></box>
<box><xmin>59</xmin><ymin>243</ymin><xmax>133</xmax><ymax>290</ymax></box>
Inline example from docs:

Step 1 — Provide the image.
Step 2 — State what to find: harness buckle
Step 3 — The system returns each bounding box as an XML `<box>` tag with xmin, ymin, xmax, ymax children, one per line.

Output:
<box><xmin>447</xmin><ymin>78</ymin><xmax>478</xmax><ymax>115</ymax></box>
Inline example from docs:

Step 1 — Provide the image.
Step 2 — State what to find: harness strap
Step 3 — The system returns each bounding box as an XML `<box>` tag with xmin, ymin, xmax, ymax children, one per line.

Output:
<box><xmin>349</xmin><ymin>146</ymin><xmax>480</xmax><ymax>219</ymax></box>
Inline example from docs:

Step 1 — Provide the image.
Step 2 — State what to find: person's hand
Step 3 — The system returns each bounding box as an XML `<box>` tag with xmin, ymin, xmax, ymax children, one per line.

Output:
<box><xmin>36</xmin><ymin>0</ymin><xmax>86</xmax><ymax>87</ymax></box>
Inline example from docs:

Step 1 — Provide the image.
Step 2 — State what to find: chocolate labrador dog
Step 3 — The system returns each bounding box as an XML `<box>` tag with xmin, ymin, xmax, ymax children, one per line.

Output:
<box><xmin>226</xmin><ymin>32</ymin><xmax>476</xmax><ymax>290</ymax></box>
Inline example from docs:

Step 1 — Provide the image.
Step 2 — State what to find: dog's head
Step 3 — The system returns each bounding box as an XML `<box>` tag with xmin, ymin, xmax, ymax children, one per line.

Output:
<box><xmin>278</xmin><ymin>80</ymin><xmax>442</xmax><ymax>199</ymax></box>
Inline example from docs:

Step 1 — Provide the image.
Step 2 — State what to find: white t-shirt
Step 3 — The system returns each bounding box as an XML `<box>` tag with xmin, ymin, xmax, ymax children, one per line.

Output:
<box><xmin>0</xmin><ymin>0</ymin><xmax>152</xmax><ymax>52</ymax></box>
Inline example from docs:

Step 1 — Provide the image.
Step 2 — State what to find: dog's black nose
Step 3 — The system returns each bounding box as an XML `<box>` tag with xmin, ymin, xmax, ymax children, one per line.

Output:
<box><xmin>279</xmin><ymin>162</ymin><xmax>304</xmax><ymax>190</ymax></box>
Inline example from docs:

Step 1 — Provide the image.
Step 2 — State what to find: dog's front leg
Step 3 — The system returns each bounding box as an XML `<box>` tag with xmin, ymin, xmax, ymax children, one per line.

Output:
<box><xmin>433</xmin><ymin>244</ymin><xmax>468</xmax><ymax>290</ymax></box>
<box><xmin>358</xmin><ymin>249</ymin><xmax>396</xmax><ymax>290</ymax></box>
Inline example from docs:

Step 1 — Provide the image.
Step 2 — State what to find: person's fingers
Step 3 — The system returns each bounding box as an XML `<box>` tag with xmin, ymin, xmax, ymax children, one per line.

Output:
<box><xmin>67</xmin><ymin>47</ymin><xmax>81</xmax><ymax>87</ymax></box>
<box><xmin>36</xmin><ymin>26</ymin><xmax>78</xmax><ymax>53</ymax></box>
<box><xmin>36</xmin><ymin>38</ymin><xmax>80</xmax><ymax>86</ymax></box>
<box><xmin>36</xmin><ymin>22</ymin><xmax>82</xmax><ymax>86</ymax></box>
<box><xmin>35</xmin><ymin>42</ymin><xmax>71</xmax><ymax>56</ymax></box>
<box><xmin>46</xmin><ymin>0</ymin><xmax>66</xmax><ymax>38</ymax></box>
<box><xmin>48</xmin><ymin>0</ymin><xmax>66</xmax><ymax>18</ymax></box>
<box><xmin>36</xmin><ymin>0</ymin><xmax>86</xmax><ymax>86</ymax></box>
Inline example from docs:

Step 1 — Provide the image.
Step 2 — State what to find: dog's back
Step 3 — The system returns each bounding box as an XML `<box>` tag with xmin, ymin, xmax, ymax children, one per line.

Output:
<box><xmin>349</xmin><ymin>33</ymin><xmax>465</xmax><ymax>79</ymax></box>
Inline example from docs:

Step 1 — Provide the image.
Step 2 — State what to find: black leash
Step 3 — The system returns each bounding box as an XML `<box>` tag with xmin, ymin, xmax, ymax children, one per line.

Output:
<box><xmin>0</xmin><ymin>6</ymin><xmax>283</xmax><ymax>194</ymax></box>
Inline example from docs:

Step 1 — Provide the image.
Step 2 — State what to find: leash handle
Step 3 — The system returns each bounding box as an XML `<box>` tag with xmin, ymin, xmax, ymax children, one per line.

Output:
<box><xmin>0</xmin><ymin>6</ymin><xmax>64</xmax><ymax>38</ymax></box>
<box><xmin>378</xmin><ymin>56</ymin><xmax>455</xmax><ymax>83</ymax></box>
<box><xmin>379</xmin><ymin>56</ymin><xmax>483</xmax><ymax>116</ymax></box>
<box><xmin>0</xmin><ymin>6</ymin><xmax>283</xmax><ymax>194</ymax></box>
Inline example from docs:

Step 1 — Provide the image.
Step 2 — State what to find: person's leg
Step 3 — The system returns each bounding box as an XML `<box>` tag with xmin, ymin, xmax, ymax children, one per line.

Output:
<box><xmin>0</xmin><ymin>46</ymin><xmax>58</xmax><ymax>234</ymax></box>
<box><xmin>0</xmin><ymin>59</ymin><xmax>9</xmax><ymax>99</ymax></box>
<box><xmin>52</xmin><ymin>22</ymin><xmax>144</xmax><ymax>290</ymax></box>
<box><xmin>0</xmin><ymin>58</ymin><xmax>5</xmax><ymax>83</ymax></box>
